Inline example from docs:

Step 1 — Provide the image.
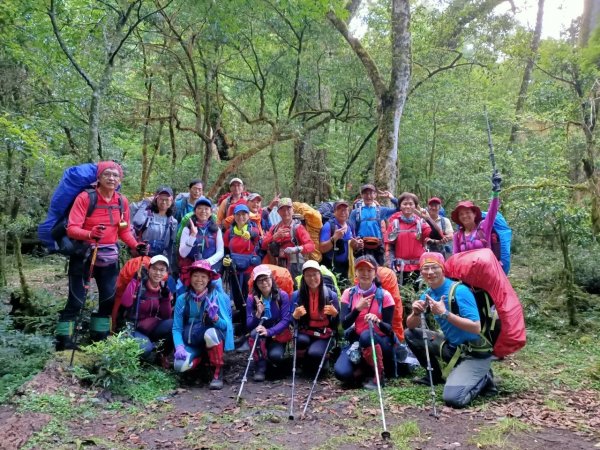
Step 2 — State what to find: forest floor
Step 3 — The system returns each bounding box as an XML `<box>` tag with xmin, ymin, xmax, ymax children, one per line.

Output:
<box><xmin>1</xmin><ymin>255</ymin><xmax>599</xmax><ymax>449</ymax></box>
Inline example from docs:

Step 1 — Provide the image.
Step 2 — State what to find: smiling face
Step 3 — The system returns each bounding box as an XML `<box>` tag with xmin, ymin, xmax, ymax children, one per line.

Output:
<box><xmin>195</xmin><ymin>204</ymin><xmax>212</xmax><ymax>224</ymax></box>
<box><xmin>428</xmin><ymin>202</ymin><xmax>441</xmax><ymax>219</ymax></box>
<box><xmin>189</xmin><ymin>183</ymin><xmax>203</xmax><ymax>201</ymax></box>
<box><xmin>334</xmin><ymin>205</ymin><xmax>349</xmax><ymax>224</ymax></box>
<box><xmin>148</xmin><ymin>262</ymin><xmax>168</xmax><ymax>286</ymax></box>
<box><xmin>255</xmin><ymin>275</ymin><xmax>272</xmax><ymax>297</ymax></box>
<box><xmin>356</xmin><ymin>265</ymin><xmax>376</xmax><ymax>288</ymax></box>
<box><xmin>230</xmin><ymin>181</ymin><xmax>244</xmax><ymax>197</ymax></box>
<box><xmin>247</xmin><ymin>197</ymin><xmax>261</xmax><ymax>213</ymax></box>
<box><xmin>190</xmin><ymin>270</ymin><xmax>211</xmax><ymax>292</ymax></box>
<box><xmin>278</xmin><ymin>205</ymin><xmax>293</xmax><ymax>223</ymax></box>
<box><xmin>156</xmin><ymin>194</ymin><xmax>173</xmax><ymax>213</ymax></box>
<box><xmin>303</xmin><ymin>268</ymin><xmax>321</xmax><ymax>290</ymax></box>
<box><xmin>420</xmin><ymin>263</ymin><xmax>444</xmax><ymax>289</ymax></box>
<box><xmin>457</xmin><ymin>207</ymin><xmax>476</xmax><ymax>230</ymax></box>
<box><xmin>234</xmin><ymin>210</ymin><xmax>249</xmax><ymax>227</ymax></box>
<box><xmin>361</xmin><ymin>189</ymin><xmax>376</xmax><ymax>206</ymax></box>
<box><xmin>98</xmin><ymin>168</ymin><xmax>121</xmax><ymax>191</ymax></box>
<box><xmin>400</xmin><ymin>198</ymin><xmax>416</xmax><ymax>217</ymax></box>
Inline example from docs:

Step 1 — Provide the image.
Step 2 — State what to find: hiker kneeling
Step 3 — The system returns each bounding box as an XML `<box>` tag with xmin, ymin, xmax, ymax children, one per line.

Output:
<box><xmin>405</xmin><ymin>252</ymin><xmax>495</xmax><ymax>408</ymax></box>
<box><xmin>119</xmin><ymin>255</ymin><xmax>173</xmax><ymax>362</ymax></box>
<box><xmin>246</xmin><ymin>265</ymin><xmax>293</xmax><ymax>381</ymax></box>
<box><xmin>334</xmin><ymin>256</ymin><xmax>395</xmax><ymax>389</ymax></box>
<box><xmin>172</xmin><ymin>260</ymin><xmax>234</xmax><ymax>390</ymax></box>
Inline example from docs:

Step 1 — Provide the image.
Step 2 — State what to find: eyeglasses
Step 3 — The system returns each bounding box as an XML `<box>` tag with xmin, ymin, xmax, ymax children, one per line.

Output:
<box><xmin>190</xmin><ymin>187</ymin><xmax>203</xmax><ymax>193</ymax></box>
<box><xmin>421</xmin><ymin>265</ymin><xmax>442</xmax><ymax>273</ymax></box>
<box><xmin>101</xmin><ymin>171</ymin><xmax>121</xmax><ymax>179</ymax></box>
<box><xmin>256</xmin><ymin>277</ymin><xmax>271</xmax><ymax>284</ymax></box>
<box><xmin>149</xmin><ymin>266</ymin><xmax>168</xmax><ymax>274</ymax></box>
<box><xmin>157</xmin><ymin>197</ymin><xmax>172</xmax><ymax>203</ymax></box>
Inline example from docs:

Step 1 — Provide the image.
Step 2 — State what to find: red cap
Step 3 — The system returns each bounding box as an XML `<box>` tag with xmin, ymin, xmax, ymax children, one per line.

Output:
<box><xmin>428</xmin><ymin>197</ymin><xmax>442</xmax><ymax>206</ymax></box>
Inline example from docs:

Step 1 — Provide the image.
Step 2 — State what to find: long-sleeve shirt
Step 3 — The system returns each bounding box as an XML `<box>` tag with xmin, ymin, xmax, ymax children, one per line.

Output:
<box><xmin>348</xmin><ymin>203</ymin><xmax>397</xmax><ymax>239</ymax></box>
<box><xmin>261</xmin><ymin>221</ymin><xmax>315</xmax><ymax>254</ymax></box>
<box><xmin>172</xmin><ymin>290</ymin><xmax>228</xmax><ymax>348</ymax></box>
<box><xmin>453</xmin><ymin>195</ymin><xmax>500</xmax><ymax>254</ymax></box>
<box><xmin>67</xmin><ymin>189</ymin><xmax>138</xmax><ymax>249</ymax></box>
<box><xmin>340</xmin><ymin>286</ymin><xmax>395</xmax><ymax>338</ymax></box>
<box><xmin>179</xmin><ymin>225</ymin><xmax>224</xmax><ymax>268</ymax></box>
<box><xmin>245</xmin><ymin>290</ymin><xmax>292</xmax><ymax>337</ymax></box>
<box><xmin>121</xmin><ymin>279</ymin><xmax>172</xmax><ymax>322</ymax></box>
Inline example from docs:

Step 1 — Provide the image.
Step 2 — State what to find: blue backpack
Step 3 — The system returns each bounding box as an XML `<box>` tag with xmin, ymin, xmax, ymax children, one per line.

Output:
<box><xmin>481</xmin><ymin>211</ymin><xmax>512</xmax><ymax>275</ymax></box>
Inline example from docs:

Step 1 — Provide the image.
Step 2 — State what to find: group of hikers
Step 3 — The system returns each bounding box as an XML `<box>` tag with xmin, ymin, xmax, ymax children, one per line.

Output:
<box><xmin>47</xmin><ymin>160</ymin><xmax>520</xmax><ymax>410</ymax></box>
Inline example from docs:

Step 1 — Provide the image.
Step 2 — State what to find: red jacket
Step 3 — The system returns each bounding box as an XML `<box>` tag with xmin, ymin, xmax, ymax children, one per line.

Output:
<box><xmin>66</xmin><ymin>189</ymin><xmax>138</xmax><ymax>249</ymax></box>
<box><xmin>385</xmin><ymin>213</ymin><xmax>430</xmax><ymax>271</ymax></box>
<box><xmin>261</xmin><ymin>221</ymin><xmax>315</xmax><ymax>254</ymax></box>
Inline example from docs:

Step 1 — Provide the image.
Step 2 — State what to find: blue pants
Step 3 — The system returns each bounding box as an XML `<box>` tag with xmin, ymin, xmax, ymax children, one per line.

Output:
<box><xmin>334</xmin><ymin>331</ymin><xmax>393</xmax><ymax>383</ymax></box>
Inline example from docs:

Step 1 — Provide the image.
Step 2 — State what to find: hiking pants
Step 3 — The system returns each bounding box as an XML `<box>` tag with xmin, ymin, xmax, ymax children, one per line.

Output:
<box><xmin>132</xmin><ymin>319</ymin><xmax>174</xmax><ymax>358</ymax></box>
<box><xmin>249</xmin><ymin>329</ymin><xmax>286</xmax><ymax>364</ymax></box>
<box><xmin>405</xmin><ymin>328</ymin><xmax>492</xmax><ymax>407</ymax></box>
<box><xmin>334</xmin><ymin>332</ymin><xmax>393</xmax><ymax>383</ymax></box>
<box><xmin>296</xmin><ymin>333</ymin><xmax>330</xmax><ymax>372</ymax></box>
<box><xmin>60</xmin><ymin>253</ymin><xmax>118</xmax><ymax>321</ymax></box>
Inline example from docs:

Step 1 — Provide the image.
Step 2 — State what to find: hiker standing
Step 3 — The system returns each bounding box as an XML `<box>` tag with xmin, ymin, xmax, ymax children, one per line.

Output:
<box><xmin>245</xmin><ymin>265</ymin><xmax>293</xmax><ymax>381</ymax></box>
<box><xmin>216</xmin><ymin>177</ymin><xmax>248</xmax><ymax>225</ymax></box>
<box><xmin>55</xmin><ymin>161</ymin><xmax>148</xmax><ymax>349</ymax></box>
<box><xmin>348</xmin><ymin>184</ymin><xmax>398</xmax><ymax>265</ymax></box>
<box><xmin>131</xmin><ymin>185</ymin><xmax>178</xmax><ymax>266</ymax></box>
<box><xmin>178</xmin><ymin>196</ymin><xmax>224</xmax><ymax>272</ymax></box>
<box><xmin>119</xmin><ymin>255</ymin><xmax>173</xmax><ymax>361</ymax></box>
<box><xmin>261</xmin><ymin>197</ymin><xmax>315</xmax><ymax>279</ymax></box>
<box><xmin>384</xmin><ymin>192</ymin><xmax>439</xmax><ymax>288</ymax></box>
<box><xmin>291</xmin><ymin>260</ymin><xmax>339</xmax><ymax>374</ymax></box>
<box><xmin>172</xmin><ymin>260</ymin><xmax>234</xmax><ymax>390</ymax></box>
<box><xmin>334</xmin><ymin>255</ymin><xmax>395</xmax><ymax>389</ymax></box>
<box><xmin>319</xmin><ymin>200</ymin><xmax>357</xmax><ymax>281</ymax></box>
<box><xmin>452</xmin><ymin>173</ymin><xmax>502</xmax><ymax>255</ymax></box>
<box><xmin>426</xmin><ymin>197</ymin><xmax>453</xmax><ymax>259</ymax></box>
<box><xmin>174</xmin><ymin>179</ymin><xmax>204</xmax><ymax>224</ymax></box>
<box><xmin>405</xmin><ymin>252</ymin><xmax>495</xmax><ymax>408</ymax></box>
<box><xmin>222</xmin><ymin>204</ymin><xmax>262</xmax><ymax>328</ymax></box>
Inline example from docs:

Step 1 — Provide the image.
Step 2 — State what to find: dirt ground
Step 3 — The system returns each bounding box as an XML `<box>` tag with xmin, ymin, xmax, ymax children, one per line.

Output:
<box><xmin>2</xmin><ymin>350</ymin><xmax>598</xmax><ymax>450</ymax></box>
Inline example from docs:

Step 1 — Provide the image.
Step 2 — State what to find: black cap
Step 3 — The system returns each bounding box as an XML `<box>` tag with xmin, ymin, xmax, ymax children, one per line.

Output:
<box><xmin>155</xmin><ymin>185</ymin><xmax>174</xmax><ymax>197</ymax></box>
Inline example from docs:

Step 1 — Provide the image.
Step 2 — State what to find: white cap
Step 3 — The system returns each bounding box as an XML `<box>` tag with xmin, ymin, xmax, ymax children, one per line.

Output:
<box><xmin>302</xmin><ymin>260</ymin><xmax>321</xmax><ymax>273</ymax></box>
<box><xmin>149</xmin><ymin>255</ymin><xmax>169</xmax><ymax>268</ymax></box>
<box><xmin>229</xmin><ymin>177</ymin><xmax>243</xmax><ymax>185</ymax></box>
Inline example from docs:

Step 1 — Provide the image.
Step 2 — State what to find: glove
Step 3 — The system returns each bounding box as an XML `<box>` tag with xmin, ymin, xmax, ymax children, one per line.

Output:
<box><xmin>241</xmin><ymin>230</ymin><xmax>251</xmax><ymax>240</ymax></box>
<box><xmin>283</xmin><ymin>246</ymin><xmax>300</xmax><ymax>255</ymax></box>
<box><xmin>324</xmin><ymin>305</ymin><xmax>338</xmax><ymax>317</ymax></box>
<box><xmin>136</xmin><ymin>242</ymin><xmax>149</xmax><ymax>256</ymax></box>
<box><xmin>223</xmin><ymin>256</ymin><xmax>232</xmax><ymax>267</ymax></box>
<box><xmin>207</xmin><ymin>299</ymin><xmax>219</xmax><ymax>321</ymax></box>
<box><xmin>174</xmin><ymin>345</ymin><xmax>188</xmax><ymax>360</ymax></box>
<box><xmin>89</xmin><ymin>225</ymin><xmax>106</xmax><ymax>240</ymax></box>
<box><xmin>491</xmin><ymin>171</ymin><xmax>502</xmax><ymax>192</ymax></box>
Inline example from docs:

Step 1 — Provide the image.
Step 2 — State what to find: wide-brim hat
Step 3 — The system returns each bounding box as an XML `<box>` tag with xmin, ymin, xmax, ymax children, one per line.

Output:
<box><xmin>188</xmin><ymin>260</ymin><xmax>220</xmax><ymax>280</ymax></box>
<box><xmin>451</xmin><ymin>201</ymin><xmax>482</xmax><ymax>226</ymax></box>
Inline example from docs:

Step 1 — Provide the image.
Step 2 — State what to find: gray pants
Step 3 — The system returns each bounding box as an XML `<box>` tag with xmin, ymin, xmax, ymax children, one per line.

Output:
<box><xmin>405</xmin><ymin>328</ymin><xmax>493</xmax><ymax>408</ymax></box>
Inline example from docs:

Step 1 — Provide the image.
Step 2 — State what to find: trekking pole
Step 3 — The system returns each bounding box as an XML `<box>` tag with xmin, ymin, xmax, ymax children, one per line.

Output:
<box><xmin>484</xmin><ymin>106</ymin><xmax>497</xmax><ymax>175</ymax></box>
<box><xmin>368</xmin><ymin>320</ymin><xmax>390</xmax><ymax>440</ymax></box>
<box><xmin>69</xmin><ymin>244</ymin><xmax>100</xmax><ymax>367</ymax></box>
<box><xmin>300</xmin><ymin>335</ymin><xmax>333</xmax><ymax>420</ymax></box>
<box><xmin>420</xmin><ymin>312</ymin><xmax>439</xmax><ymax>419</ymax></box>
<box><xmin>132</xmin><ymin>258</ymin><xmax>145</xmax><ymax>333</ymax></box>
<box><xmin>236</xmin><ymin>317</ymin><xmax>265</xmax><ymax>404</ymax></box>
<box><xmin>288</xmin><ymin>321</ymin><xmax>298</xmax><ymax>420</ymax></box>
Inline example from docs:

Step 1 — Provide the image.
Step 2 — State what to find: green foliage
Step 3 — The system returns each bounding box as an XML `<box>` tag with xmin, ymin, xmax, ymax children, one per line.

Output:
<box><xmin>572</xmin><ymin>242</ymin><xmax>600</xmax><ymax>295</ymax></box>
<box><xmin>468</xmin><ymin>418</ymin><xmax>531</xmax><ymax>449</ymax></box>
<box><xmin>389</xmin><ymin>420</ymin><xmax>420</xmax><ymax>450</ymax></box>
<box><xmin>0</xmin><ymin>318</ymin><xmax>53</xmax><ymax>404</ymax></box>
<box><xmin>73</xmin><ymin>333</ymin><xmax>176</xmax><ymax>403</ymax></box>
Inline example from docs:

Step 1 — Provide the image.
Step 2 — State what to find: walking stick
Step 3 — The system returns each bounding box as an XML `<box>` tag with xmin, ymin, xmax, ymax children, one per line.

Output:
<box><xmin>300</xmin><ymin>335</ymin><xmax>333</xmax><ymax>419</ymax></box>
<box><xmin>131</xmin><ymin>259</ymin><xmax>145</xmax><ymax>333</ymax></box>
<box><xmin>368</xmin><ymin>320</ymin><xmax>390</xmax><ymax>440</ymax></box>
<box><xmin>288</xmin><ymin>322</ymin><xmax>298</xmax><ymax>420</ymax></box>
<box><xmin>420</xmin><ymin>313</ymin><xmax>439</xmax><ymax>419</ymax></box>
<box><xmin>484</xmin><ymin>106</ymin><xmax>498</xmax><ymax>175</ymax></box>
<box><xmin>69</xmin><ymin>244</ymin><xmax>99</xmax><ymax>367</ymax></box>
<box><xmin>236</xmin><ymin>318</ymin><xmax>265</xmax><ymax>404</ymax></box>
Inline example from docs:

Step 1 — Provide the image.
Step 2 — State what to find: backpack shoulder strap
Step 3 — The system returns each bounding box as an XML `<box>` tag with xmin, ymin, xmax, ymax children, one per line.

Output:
<box><xmin>447</xmin><ymin>281</ymin><xmax>462</xmax><ymax>315</ymax></box>
<box><xmin>348</xmin><ymin>286</ymin><xmax>357</xmax><ymax>309</ymax></box>
<box><xmin>375</xmin><ymin>287</ymin><xmax>384</xmax><ymax>314</ymax></box>
<box><xmin>85</xmin><ymin>189</ymin><xmax>98</xmax><ymax>217</ymax></box>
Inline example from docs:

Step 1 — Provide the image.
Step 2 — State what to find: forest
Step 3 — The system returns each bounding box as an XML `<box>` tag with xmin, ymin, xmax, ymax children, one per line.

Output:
<box><xmin>1</xmin><ymin>0</ymin><xmax>599</xmax><ymax>449</ymax></box>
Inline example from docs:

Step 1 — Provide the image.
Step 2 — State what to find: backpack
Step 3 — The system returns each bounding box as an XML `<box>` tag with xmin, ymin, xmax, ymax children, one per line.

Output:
<box><xmin>38</xmin><ymin>163</ymin><xmax>124</xmax><ymax>255</ymax></box>
<box><xmin>294</xmin><ymin>264</ymin><xmax>341</xmax><ymax>297</ymax></box>
<box><xmin>317</xmin><ymin>201</ymin><xmax>335</xmax><ymax>224</ymax></box>
<box><xmin>247</xmin><ymin>264</ymin><xmax>294</xmax><ymax>297</ymax></box>
<box><xmin>135</xmin><ymin>209</ymin><xmax>176</xmax><ymax>256</ymax></box>
<box><xmin>445</xmin><ymin>248</ymin><xmax>525</xmax><ymax>358</ymax></box>
<box><xmin>354</xmin><ymin>203</ymin><xmax>382</xmax><ymax>235</ymax></box>
<box><xmin>482</xmin><ymin>210</ymin><xmax>512</xmax><ymax>275</ymax></box>
<box><xmin>348</xmin><ymin>286</ymin><xmax>384</xmax><ymax>314</ymax></box>
<box><xmin>111</xmin><ymin>256</ymin><xmax>152</xmax><ymax>331</ymax></box>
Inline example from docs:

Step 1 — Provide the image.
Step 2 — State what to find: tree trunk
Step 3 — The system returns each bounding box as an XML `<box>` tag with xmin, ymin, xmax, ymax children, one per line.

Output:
<box><xmin>507</xmin><ymin>0</ymin><xmax>544</xmax><ymax>151</ymax></box>
<box><xmin>269</xmin><ymin>145</ymin><xmax>281</xmax><ymax>195</ymax></box>
<box><xmin>557</xmin><ymin>222</ymin><xmax>576</xmax><ymax>326</ymax></box>
<box><xmin>13</xmin><ymin>234</ymin><xmax>31</xmax><ymax>305</ymax></box>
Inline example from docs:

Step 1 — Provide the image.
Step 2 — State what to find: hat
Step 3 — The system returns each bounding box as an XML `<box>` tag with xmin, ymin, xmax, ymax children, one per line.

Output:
<box><xmin>188</xmin><ymin>260</ymin><xmax>220</xmax><ymax>280</ymax></box>
<box><xmin>247</xmin><ymin>193</ymin><xmax>263</xmax><ymax>202</ymax></box>
<box><xmin>360</xmin><ymin>184</ymin><xmax>377</xmax><ymax>193</ymax></box>
<box><xmin>252</xmin><ymin>264</ymin><xmax>272</xmax><ymax>281</ymax></box>
<box><xmin>334</xmin><ymin>200</ymin><xmax>349</xmax><ymax>210</ymax></box>
<box><xmin>419</xmin><ymin>252</ymin><xmax>446</xmax><ymax>272</ymax></box>
<box><xmin>234</xmin><ymin>204</ymin><xmax>250</xmax><ymax>215</ymax></box>
<box><xmin>194</xmin><ymin>196</ymin><xmax>212</xmax><ymax>208</ymax></box>
<box><xmin>451</xmin><ymin>201</ymin><xmax>482</xmax><ymax>226</ymax></box>
<box><xmin>155</xmin><ymin>185</ymin><xmax>174</xmax><ymax>197</ymax></box>
<box><xmin>302</xmin><ymin>260</ymin><xmax>321</xmax><ymax>273</ymax></box>
<box><xmin>397</xmin><ymin>192</ymin><xmax>419</xmax><ymax>207</ymax></box>
<box><xmin>355</xmin><ymin>257</ymin><xmax>376</xmax><ymax>271</ymax></box>
<box><xmin>97</xmin><ymin>161</ymin><xmax>123</xmax><ymax>179</ymax></box>
<box><xmin>428</xmin><ymin>197</ymin><xmax>442</xmax><ymax>206</ymax></box>
<box><xmin>229</xmin><ymin>177</ymin><xmax>243</xmax><ymax>186</ymax></box>
<box><xmin>278</xmin><ymin>197</ymin><xmax>293</xmax><ymax>208</ymax></box>
<box><xmin>149</xmin><ymin>255</ymin><xmax>169</xmax><ymax>268</ymax></box>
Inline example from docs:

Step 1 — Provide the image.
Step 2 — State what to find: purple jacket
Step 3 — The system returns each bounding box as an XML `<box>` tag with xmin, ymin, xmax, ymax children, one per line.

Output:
<box><xmin>453</xmin><ymin>196</ymin><xmax>500</xmax><ymax>254</ymax></box>
<box><xmin>246</xmin><ymin>290</ymin><xmax>292</xmax><ymax>338</ymax></box>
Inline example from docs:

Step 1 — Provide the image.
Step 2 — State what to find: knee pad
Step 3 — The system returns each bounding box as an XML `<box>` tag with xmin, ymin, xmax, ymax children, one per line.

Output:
<box><xmin>204</xmin><ymin>328</ymin><xmax>221</xmax><ymax>349</ymax></box>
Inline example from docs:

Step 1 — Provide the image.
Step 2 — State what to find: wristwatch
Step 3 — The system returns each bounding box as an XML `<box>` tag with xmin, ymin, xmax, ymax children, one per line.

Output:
<box><xmin>440</xmin><ymin>310</ymin><xmax>450</xmax><ymax>320</ymax></box>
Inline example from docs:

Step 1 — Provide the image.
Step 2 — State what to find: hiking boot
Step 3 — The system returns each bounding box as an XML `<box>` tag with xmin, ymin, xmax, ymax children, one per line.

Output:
<box><xmin>208</xmin><ymin>342</ymin><xmax>224</xmax><ymax>390</ymax></box>
<box><xmin>236</xmin><ymin>340</ymin><xmax>250</xmax><ymax>353</ymax></box>
<box><xmin>55</xmin><ymin>334</ymin><xmax>78</xmax><ymax>351</ymax></box>
<box><xmin>210</xmin><ymin>371</ymin><xmax>224</xmax><ymax>390</ymax></box>
<box><xmin>413</xmin><ymin>374</ymin><xmax>444</xmax><ymax>386</ymax></box>
<box><xmin>363</xmin><ymin>376</ymin><xmax>384</xmax><ymax>390</ymax></box>
<box><xmin>481</xmin><ymin>370</ymin><xmax>499</xmax><ymax>397</ymax></box>
<box><xmin>253</xmin><ymin>360</ymin><xmax>267</xmax><ymax>382</ymax></box>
